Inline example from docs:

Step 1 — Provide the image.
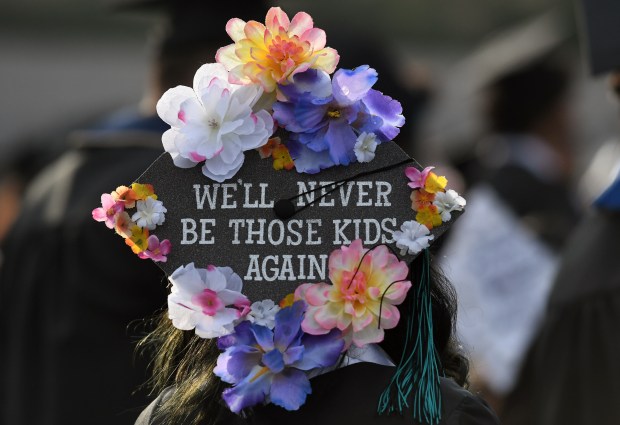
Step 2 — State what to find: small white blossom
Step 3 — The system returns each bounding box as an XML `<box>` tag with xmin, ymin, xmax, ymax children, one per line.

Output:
<box><xmin>247</xmin><ymin>299</ymin><xmax>280</xmax><ymax>329</ymax></box>
<box><xmin>132</xmin><ymin>197</ymin><xmax>167</xmax><ymax>230</ymax></box>
<box><xmin>393</xmin><ymin>220</ymin><xmax>434</xmax><ymax>256</ymax></box>
<box><xmin>433</xmin><ymin>189</ymin><xmax>466</xmax><ymax>221</ymax></box>
<box><xmin>353</xmin><ymin>132</ymin><xmax>378</xmax><ymax>163</ymax></box>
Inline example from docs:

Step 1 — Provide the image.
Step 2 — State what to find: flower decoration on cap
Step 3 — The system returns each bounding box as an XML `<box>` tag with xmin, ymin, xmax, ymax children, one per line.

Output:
<box><xmin>406</xmin><ymin>166</ymin><xmax>465</xmax><ymax>230</ymax></box>
<box><xmin>273</xmin><ymin>66</ymin><xmax>405</xmax><ymax>173</ymax></box>
<box><xmin>393</xmin><ymin>220</ymin><xmax>434</xmax><ymax>256</ymax></box>
<box><xmin>156</xmin><ymin>63</ymin><xmax>274</xmax><ymax>183</ymax></box>
<box><xmin>154</xmin><ymin>6</ymin><xmax>405</xmax><ymax>179</ymax></box>
<box><xmin>216</xmin><ymin>7</ymin><xmax>339</xmax><ymax>93</ymax></box>
<box><xmin>168</xmin><ymin>263</ymin><xmax>250</xmax><ymax>339</ymax></box>
<box><xmin>295</xmin><ymin>240</ymin><xmax>411</xmax><ymax>348</ymax></box>
<box><xmin>92</xmin><ymin>183</ymin><xmax>171</xmax><ymax>262</ymax></box>
<box><xmin>214</xmin><ymin>301</ymin><xmax>344</xmax><ymax>412</ymax></box>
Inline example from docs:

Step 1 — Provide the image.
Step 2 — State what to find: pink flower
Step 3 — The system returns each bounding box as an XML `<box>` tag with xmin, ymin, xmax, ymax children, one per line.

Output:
<box><xmin>296</xmin><ymin>240</ymin><xmax>411</xmax><ymax>348</ymax></box>
<box><xmin>137</xmin><ymin>235</ymin><xmax>171</xmax><ymax>262</ymax></box>
<box><xmin>405</xmin><ymin>166</ymin><xmax>434</xmax><ymax>190</ymax></box>
<box><xmin>92</xmin><ymin>193</ymin><xmax>124</xmax><ymax>229</ymax></box>
<box><xmin>216</xmin><ymin>7</ymin><xmax>339</xmax><ymax>93</ymax></box>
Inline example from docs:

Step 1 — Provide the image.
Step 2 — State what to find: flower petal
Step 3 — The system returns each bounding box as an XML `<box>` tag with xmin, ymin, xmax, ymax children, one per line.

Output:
<box><xmin>193</xmin><ymin>63</ymin><xmax>231</xmax><ymax>96</ymax></box>
<box><xmin>274</xmin><ymin>301</ymin><xmax>305</xmax><ymax>351</ymax></box>
<box><xmin>221</xmin><ymin>365</ymin><xmax>273</xmax><ymax>413</ymax></box>
<box><xmin>216</xmin><ymin>44</ymin><xmax>243</xmax><ymax>73</ymax></box>
<box><xmin>324</xmin><ymin>119</ymin><xmax>357</xmax><ymax>166</ymax></box>
<box><xmin>332</xmin><ymin>65</ymin><xmax>378</xmax><ymax>106</ymax></box>
<box><xmin>265</xmin><ymin>7</ymin><xmax>290</xmax><ymax>33</ymax></box>
<box><xmin>269</xmin><ymin>369</ymin><xmax>311</xmax><ymax>411</ymax></box>
<box><xmin>226</xmin><ymin>18</ymin><xmax>247</xmax><ymax>42</ymax></box>
<box><xmin>288</xmin><ymin>12</ymin><xmax>313</xmax><ymax>37</ymax></box>
<box><xmin>201</xmin><ymin>150</ymin><xmax>245</xmax><ymax>183</ymax></box>
<box><xmin>295</xmin><ymin>329</ymin><xmax>344</xmax><ymax>370</ymax></box>
<box><xmin>362</xmin><ymin>89</ymin><xmax>405</xmax><ymax>142</ymax></box>
<box><xmin>156</xmin><ymin>85</ymin><xmax>199</xmax><ymax>128</ymax></box>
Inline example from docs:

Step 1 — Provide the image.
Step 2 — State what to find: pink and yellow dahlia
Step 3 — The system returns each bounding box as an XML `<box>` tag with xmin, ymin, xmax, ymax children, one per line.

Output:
<box><xmin>296</xmin><ymin>240</ymin><xmax>411</xmax><ymax>348</ymax></box>
<box><xmin>216</xmin><ymin>7</ymin><xmax>339</xmax><ymax>93</ymax></box>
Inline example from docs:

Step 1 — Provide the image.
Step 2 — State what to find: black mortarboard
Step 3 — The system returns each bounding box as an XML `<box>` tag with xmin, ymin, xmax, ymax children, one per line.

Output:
<box><xmin>91</xmin><ymin>6</ymin><xmax>466</xmax><ymax>423</ymax></box>
<box><xmin>133</xmin><ymin>142</ymin><xmax>459</xmax><ymax>302</ymax></box>
<box><xmin>578</xmin><ymin>0</ymin><xmax>620</xmax><ymax>75</ymax></box>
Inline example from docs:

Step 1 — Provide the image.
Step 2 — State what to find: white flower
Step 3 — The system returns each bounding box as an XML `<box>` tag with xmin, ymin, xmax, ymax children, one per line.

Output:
<box><xmin>433</xmin><ymin>189</ymin><xmax>466</xmax><ymax>221</ymax></box>
<box><xmin>131</xmin><ymin>197</ymin><xmax>167</xmax><ymax>230</ymax></box>
<box><xmin>393</xmin><ymin>220</ymin><xmax>435</xmax><ymax>256</ymax></box>
<box><xmin>156</xmin><ymin>63</ymin><xmax>274</xmax><ymax>183</ymax></box>
<box><xmin>247</xmin><ymin>299</ymin><xmax>280</xmax><ymax>329</ymax></box>
<box><xmin>353</xmin><ymin>132</ymin><xmax>378</xmax><ymax>163</ymax></box>
<box><xmin>167</xmin><ymin>263</ymin><xmax>250</xmax><ymax>339</ymax></box>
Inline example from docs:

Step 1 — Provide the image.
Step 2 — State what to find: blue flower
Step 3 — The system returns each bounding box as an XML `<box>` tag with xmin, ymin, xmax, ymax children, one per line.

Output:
<box><xmin>272</xmin><ymin>66</ymin><xmax>405</xmax><ymax>173</ymax></box>
<box><xmin>214</xmin><ymin>301</ymin><xmax>344</xmax><ymax>412</ymax></box>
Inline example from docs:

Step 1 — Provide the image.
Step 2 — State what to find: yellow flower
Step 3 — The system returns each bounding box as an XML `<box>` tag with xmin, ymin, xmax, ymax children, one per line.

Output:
<box><xmin>272</xmin><ymin>145</ymin><xmax>295</xmax><ymax>171</ymax></box>
<box><xmin>279</xmin><ymin>293</ymin><xmax>296</xmax><ymax>308</ymax></box>
<box><xmin>216</xmin><ymin>7</ymin><xmax>339</xmax><ymax>93</ymax></box>
<box><xmin>131</xmin><ymin>183</ymin><xmax>157</xmax><ymax>201</ymax></box>
<box><xmin>424</xmin><ymin>172</ymin><xmax>448</xmax><ymax>194</ymax></box>
<box><xmin>125</xmin><ymin>225</ymin><xmax>149</xmax><ymax>254</ymax></box>
<box><xmin>416</xmin><ymin>206</ymin><xmax>443</xmax><ymax>230</ymax></box>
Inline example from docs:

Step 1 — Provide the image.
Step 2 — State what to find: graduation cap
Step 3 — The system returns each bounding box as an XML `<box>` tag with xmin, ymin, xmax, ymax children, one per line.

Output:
<box><xmin>92</xmin><ymin>6</ymin><xmax>465</xmax><ymax>422</ymax></box>
<box><xmin>578</xmin><ymin>0</ymin><xmax>620</xmax><ymax>75</ymax></box>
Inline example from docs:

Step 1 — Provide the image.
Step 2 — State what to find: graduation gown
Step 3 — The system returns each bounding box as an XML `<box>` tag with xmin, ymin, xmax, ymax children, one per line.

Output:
<box><xmin>501</xmin><ymin>177</ymin><xmax>620</xmax><ymax>425</ymax></box>
<box><xmin>136</xmin><ymin>363</ymin><xmax>499</xmax><ymax>425</ymax></box>
<box><xmin>0</xmin><ymin>114</ymin><xmax>168</xmax><ymax>425</ymax></box>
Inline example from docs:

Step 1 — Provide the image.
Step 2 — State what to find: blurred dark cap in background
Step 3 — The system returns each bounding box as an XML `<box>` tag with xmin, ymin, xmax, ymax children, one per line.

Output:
<box><xmin>578</xmin><ymin>0</ymin><xmax>620</xmax><ymax>75</ymax></box>
<box><xmin>108</xmin><ymin>0</ymin><xmax>270</xmax><ymax>54</ymax></box>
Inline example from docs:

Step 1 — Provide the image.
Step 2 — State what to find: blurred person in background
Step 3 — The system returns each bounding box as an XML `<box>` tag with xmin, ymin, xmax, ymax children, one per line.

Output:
<box><xmin>439</xmin><ymin>14</ymin><xmax>580</xmax><ymax>413</ymax></box>
<box><xmin>500</xmin><ymin>1</ymin><xmax>620</xmax><ymax>424</ymax></box>
<box><xmin>0</xmin><ymin>1</ymin><xmax>267</xmax><ymax>424</ymax></box>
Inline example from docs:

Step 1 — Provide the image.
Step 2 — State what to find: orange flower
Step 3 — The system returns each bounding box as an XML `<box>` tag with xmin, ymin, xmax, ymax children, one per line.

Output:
<box><xmin>272</xmin><ymin>144</ymin><xmax>295</xmax><ymax>171</ymax></box>
<box><xmin>112</xmin><ymin>185</ymin><xmax>139</xmax><ymax>208</ymax></box>
<box><xmin>416</xmin><ymin>205</ymin><xmax>442</xmax><ymax>230</ymax></box>
<box><xmin>410</xmin><ymin>190</ymin><xmax>436</xmax><ymax>212</ymax></box>
<box><xmin>258</xmin><ymin>137</ymin><xmax>282</xmax><ymax>159</ymax></box>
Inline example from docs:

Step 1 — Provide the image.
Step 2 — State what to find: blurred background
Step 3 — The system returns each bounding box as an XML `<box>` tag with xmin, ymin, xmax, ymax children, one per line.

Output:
<box><xmin>2</xmin><ymin>0</ymin><xmax>619</xmax><ymax>238</ymax></box>
<box><xmin>2</xmin><ymin>0</ymin><xmax>620</xmax><ymax>424</ymax></box>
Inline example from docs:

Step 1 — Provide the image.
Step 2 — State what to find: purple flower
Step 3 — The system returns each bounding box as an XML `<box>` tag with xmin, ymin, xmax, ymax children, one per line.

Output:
<box><xmin>214</xmin><ymin>301</ymin><xmax>344</xmax><ymax>412</ymax></box>
<box><xmin>273</xmin><ymin>66</ymin><xmax>405</xmax><ymax>173</ymax></box>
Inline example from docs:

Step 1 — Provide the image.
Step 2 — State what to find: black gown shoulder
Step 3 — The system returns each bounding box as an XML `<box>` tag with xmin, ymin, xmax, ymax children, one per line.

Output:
<box><xmin>136</xmin><ymin>363</ymin><xmax>499</xmax><ymax>425</ymax></box>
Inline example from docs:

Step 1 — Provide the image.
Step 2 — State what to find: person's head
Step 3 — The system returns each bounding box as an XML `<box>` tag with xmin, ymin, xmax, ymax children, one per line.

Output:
<box><xmin>139</xmin><ymin>1</ymin><xmax>270</xmax><ymax>111</ymax></box>
<box><xmin>485</xmin><ymin>59</ymin><xmax>570</xmax><ymax>138</ymax></box>
<box><xmin>139</xmin><ymin>251</ymin><xmax>468</xmax><ymax>425</ymax></box>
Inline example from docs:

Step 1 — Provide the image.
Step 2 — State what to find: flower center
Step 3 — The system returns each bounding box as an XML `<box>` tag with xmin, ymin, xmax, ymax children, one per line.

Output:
<box><xmin>269</xmin><ymin>34</ymin><xmax>305</xmax><ymax>63</ymax></box>
<box><xmin>327</xmin><ymin>109</ymin><xmax>341</xmax><ymax>119</ymax></box>
<box><xmin>340</xmin><ymin>270</ymin><xmax>368</xmax><ymax>303</ymax></box>
<box><xmin>193</xmin><ymin>288</ymin><xmax>224</xmax><ymax>316</ymax></box>
<box><xmin>207</xmin><ymin>118</ymin><xmax>220</xmax><ymax>129</ymax></box>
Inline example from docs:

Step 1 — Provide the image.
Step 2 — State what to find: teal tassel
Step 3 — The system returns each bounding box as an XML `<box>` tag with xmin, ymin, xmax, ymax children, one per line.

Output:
<box><xmin>377</xmin><ymin>249</ymin><xmax>442</xmax><ymax>424</ymax></box>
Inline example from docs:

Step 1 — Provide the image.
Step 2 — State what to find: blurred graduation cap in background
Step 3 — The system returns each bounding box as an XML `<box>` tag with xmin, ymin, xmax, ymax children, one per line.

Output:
<box><xmin>578</xmin><ymin>0</ymin><xmax>620</xmax><ymax>75</ymax></box>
